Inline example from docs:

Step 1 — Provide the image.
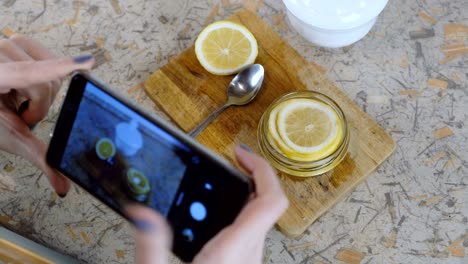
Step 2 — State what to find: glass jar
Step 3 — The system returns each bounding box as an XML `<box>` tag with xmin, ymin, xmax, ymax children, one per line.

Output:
<box><xmin>257</xmin><ymin>90</ymin><xmax>349</xmax><ymax>177</ymax></box>
<box><xmin>124</xmin><ymin>168</ymin><xmax>151</xmax><ymax>202</ymax></box>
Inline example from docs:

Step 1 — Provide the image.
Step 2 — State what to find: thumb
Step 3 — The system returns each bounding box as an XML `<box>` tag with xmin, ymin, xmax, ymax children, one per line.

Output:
<box><xmin>28</xmin><ymin>137</ymin><xmax>71</xmax><ymax>198</ymax></box>
<box><xmin>0</xmin><ymin>109</ymin><xmax>70</xmax><ymax>195</ymax></box>
<box><xmin>0</xmin><ymin>55</ymin><xmax>94</xmax><ymax>90</ymax></box>
<box><xmin>26</xmin><ymin>135</ymin><xmax>71</xmax><ymax>196</ymax></box>
<box><xmin>126</xmin><ymin>205</ymin><xmax>172</xmax><ymax>264</ymax></box>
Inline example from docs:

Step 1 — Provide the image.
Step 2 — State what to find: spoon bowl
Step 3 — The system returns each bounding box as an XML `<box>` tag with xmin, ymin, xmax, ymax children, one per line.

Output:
<box><xmin>189</xmin><ymin>64</ymin><xmax>264</xmax><ymax>137</ymax></box>
<box><xmin>227</xmin><ymin>64</ymin><xmax>264</xmax><ymax>105</ymax></box>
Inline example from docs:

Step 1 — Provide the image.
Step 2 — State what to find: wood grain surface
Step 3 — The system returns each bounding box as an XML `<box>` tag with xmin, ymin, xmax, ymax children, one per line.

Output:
<box><xmin>144</xmin><ymin>10</ymin><xmax>395</xmax><ymax>237</ymax></box>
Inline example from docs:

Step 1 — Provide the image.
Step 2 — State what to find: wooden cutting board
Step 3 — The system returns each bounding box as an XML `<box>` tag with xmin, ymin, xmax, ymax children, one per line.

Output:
<box><xmin>143</xmin><ymin>10</ymin><xmax>395</xmax><ymax>237</ymax></box>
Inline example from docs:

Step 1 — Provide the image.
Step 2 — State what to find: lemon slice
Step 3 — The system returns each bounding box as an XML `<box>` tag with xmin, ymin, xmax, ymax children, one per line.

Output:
<box><xmin>195</xmin><ymin>21</ymin><xmax>258</xmax><ymax>75</ymax></box>
<box><xmin>95</xmin><ymin>138</ymin><xmax>116</xmax><ymax>160</ymax></box>
<box><xmin>268</xmin><ymin>103</ymin><xmax>295</xmax><ymax>153</ymax></box>
<box><xmin>275</xmin><ymin>99</ymin><xmax>342</xmax><ymax>160</ymax></box>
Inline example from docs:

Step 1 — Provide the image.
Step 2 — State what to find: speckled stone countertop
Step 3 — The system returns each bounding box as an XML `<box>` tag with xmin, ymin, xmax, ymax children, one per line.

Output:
<box><xmin>1</xmin><ymin>0</ymin><xmax>467</xmax><ymax>263</ymax></box>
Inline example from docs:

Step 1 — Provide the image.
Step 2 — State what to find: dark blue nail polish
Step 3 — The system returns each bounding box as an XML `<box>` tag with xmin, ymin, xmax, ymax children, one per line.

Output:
<box><xmin>73</xmin><ymin>55</ymin><xmax>94</xmax><ymax>64</ymax></box>
<box><xmin>133</xmin><ymin>219</ymin><xmax>156</xmax><ymax>233</ymax></box>
<box><xmin>239</xmin><ymin>144</ymin><xmax>253</xmax><ymax>153</ymax></box>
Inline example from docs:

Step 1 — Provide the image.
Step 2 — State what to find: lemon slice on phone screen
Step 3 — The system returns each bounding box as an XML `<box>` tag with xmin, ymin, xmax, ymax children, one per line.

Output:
<box><xmin>195</xmin><ymin>21</ymin><xmax>258</xmax><ymax>75</ymax></box>
<box><xmin>95</xmin><ymin>138</ymin><xmax>116</xmax><ymax>160</ymax></box>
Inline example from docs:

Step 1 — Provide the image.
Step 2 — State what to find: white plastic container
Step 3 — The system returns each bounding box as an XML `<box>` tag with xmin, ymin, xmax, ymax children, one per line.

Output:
<box><xmin>282</xmin><ymin>0</ymin><xmax>388</xmax><ymax>48</ymax></box>
<box><xmin>115</xmin><ymin>120</ymin><xmax>143</xmax><ymax>157</ymax></box>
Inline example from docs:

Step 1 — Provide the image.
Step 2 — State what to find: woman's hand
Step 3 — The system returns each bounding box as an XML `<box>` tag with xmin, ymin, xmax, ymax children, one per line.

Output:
<box><xmin>126</xmin><ymin>145</ymin><xmax>289</xmax><ymax>264</ymax></box>
<box><xmin>0</xmin><ymin>35</ymin><xmax>94</xmax><ymax>196</ymax></box>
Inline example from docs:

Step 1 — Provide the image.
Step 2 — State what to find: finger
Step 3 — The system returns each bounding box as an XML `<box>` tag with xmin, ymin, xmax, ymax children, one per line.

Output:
<box><xmin>0</xmin><ymin>38</ymin><xmax>32</xmax><ymax>61</ymax></box>
<box><xmin>10</xmin><ymin>35</ymin><xmax>65</xmax><ymax>108</ymax></box>
<box><xmin>10</xmin><ymin>34</ymin><xmax>57</xmax><ymax>60</ymax></box>
<box><xmin>0</xmin><ymin>56</ymin><xmax>22</xmax><ymax>110</ymax></box>
<box><xmin>233</xmin><ymin>145</ymin><xmax>289</xmax><ymax>233</ymax></box>
<box><xmin>32</xmin><ymin>139</ymin><xmax>71</xmax><ymax>196</ymax></box>
<box><xmin>0</xmin><ymin>40</ymin><xmax>49</xmax><ymax>123</ymax></box>
<box><xmin>0</xmin><ymin>109</ymin><xmax>70</xmax><ymax>195</ymax></box>
<box><xmin>235</xmin><ymin>145</ymin><xmax>282</xmax><ymax>196</ymax></box>
<box><xmin>0</xmin><ymin>53</ymin><xmax>11</xmax><ymax>63</ymax></box>
<box><xmin>0</xmin><ymin>56</ymin><xmax>94</xmax><ymax>90</ymax></box>
<box><xmin>233</xmin><ymin>193</ymin><xmax>288</xmax><ymax>235</ymax></box>
<box><xmin>19</xmin><ymin>84</ymin><xmax>55</xmax><ymax>125</ymax></box>
<box><xmin>126</xmin><ymin>205</ymin><xmax>172</xmax><ymax>264</ymax></box>
<box><xmin>10</xmin><ymin>35</ymin><xmax>64</xmax><ymax>112</ymax></box>
<box><xmin>234</xmin><ymin>144</ymin><xmax>256</xmax><ymax>174</ymax></box>
<box><xmin>0</xmin><ymin>40</ymin><xmax>38</xmax><ymax>109</ymax></box>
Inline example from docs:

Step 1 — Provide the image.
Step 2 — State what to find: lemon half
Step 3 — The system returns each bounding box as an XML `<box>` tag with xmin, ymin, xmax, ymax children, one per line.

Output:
<box><xmin>195</xmin><ymin>21</ymin><xmax>258</xmax><ymax>75</ymax></box>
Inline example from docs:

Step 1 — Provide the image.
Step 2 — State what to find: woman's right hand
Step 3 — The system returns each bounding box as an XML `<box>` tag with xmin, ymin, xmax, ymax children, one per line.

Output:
<box><xmin>126</xmin><ymin>145</ymin><xmax>289</xmax><ymax>264</ymax></box>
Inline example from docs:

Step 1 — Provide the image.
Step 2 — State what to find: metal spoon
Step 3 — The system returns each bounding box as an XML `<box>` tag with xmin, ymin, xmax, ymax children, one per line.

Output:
<box><xmin>188</xmin><ymin>64</ymin><xmax>264</xmax><ymax>137</ymax></box>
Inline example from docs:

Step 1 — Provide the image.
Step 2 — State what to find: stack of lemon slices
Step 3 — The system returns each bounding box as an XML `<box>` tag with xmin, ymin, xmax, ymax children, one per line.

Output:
<box><xmin>266</xmin><ymin>98</ymin><xmax>343</xmax><ymax>161</ymax></box>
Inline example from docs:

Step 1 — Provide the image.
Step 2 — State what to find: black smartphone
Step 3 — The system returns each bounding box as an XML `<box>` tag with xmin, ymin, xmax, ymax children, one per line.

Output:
<box><xmin>46</xmin><ymin>73</ymin><xmax>253</xmax><ymax>262</ymax></box>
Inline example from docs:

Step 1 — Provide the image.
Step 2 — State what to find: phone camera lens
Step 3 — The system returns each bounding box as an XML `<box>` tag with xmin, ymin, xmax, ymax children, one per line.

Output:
<box><xmin>182</xmin><ymin>228</ymin><xmax>194</xmax><ymax>242</ymax></box>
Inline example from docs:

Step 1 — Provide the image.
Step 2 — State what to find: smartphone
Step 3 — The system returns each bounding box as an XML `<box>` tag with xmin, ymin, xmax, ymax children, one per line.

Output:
<box><xmin>46</xmin><ymin>73</ymin><xmax>253</xmax><ymax>262</ymax></box>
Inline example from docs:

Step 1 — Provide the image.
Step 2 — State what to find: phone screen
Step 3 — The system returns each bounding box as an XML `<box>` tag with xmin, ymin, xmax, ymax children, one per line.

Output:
<box><xmin>48</xmin><ymin>74</ymin><xmax>252</xmax><ymax>261</ymax></box>
<box><xmin>59</xmin><ymin>81</ymin><xmax>195</xmax><ymax>216</ymax></box>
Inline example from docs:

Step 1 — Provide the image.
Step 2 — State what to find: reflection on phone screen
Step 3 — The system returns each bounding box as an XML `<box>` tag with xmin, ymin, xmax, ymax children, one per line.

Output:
<box><xmin>60</xmin><ymin>81</ymin><xmax>193</xmax><ymax>216</ymax></box>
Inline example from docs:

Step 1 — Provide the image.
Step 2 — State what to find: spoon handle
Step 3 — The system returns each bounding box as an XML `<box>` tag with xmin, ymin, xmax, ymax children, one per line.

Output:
<box><xmin>188</xmin><ymin>104</ymin><xmax>230</xmax><ymax>137</ymax></box>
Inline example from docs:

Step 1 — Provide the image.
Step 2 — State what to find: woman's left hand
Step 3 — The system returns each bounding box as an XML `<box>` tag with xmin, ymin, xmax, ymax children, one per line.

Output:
<box><xmin>0</xmin><ymin>35</ymin><xmax>94</xmax><ymax>196</ymax></box>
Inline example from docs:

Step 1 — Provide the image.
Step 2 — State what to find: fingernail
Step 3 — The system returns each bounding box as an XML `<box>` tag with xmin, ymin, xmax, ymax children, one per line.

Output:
<box><xmin>18</xmin><ymin>101</ymin><xmax>37</xmax><ymax>130</ymax></box>
<box><xmin>239</xmin><ymin>144</ymin><xmax>253</xmax><ymax>153</ymax></box>
<box><xmin>133</xmin><ymin>219</ymin><xmax>156</xmax><ymax>233</ymax></box>
<box><xmin>58</xmin><ymin>193</ymin><xmax>67</xmax><ymax>198</ymax></box>
<box><xmin>18</xmin><ymin>100</ymin><xmax>29</xmax><ymax>116</ymax></box>
<box><xmin>73</xmin><ymin>54</ymin><xmax>94</xmax><ymax>64</ymax></box>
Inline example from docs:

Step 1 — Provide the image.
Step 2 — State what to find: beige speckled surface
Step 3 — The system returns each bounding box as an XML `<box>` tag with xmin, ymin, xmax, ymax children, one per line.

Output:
<box><xmin>1</xmin><ymin>0</ymin><xmax>467</xmax><ymax>263</ymax></box>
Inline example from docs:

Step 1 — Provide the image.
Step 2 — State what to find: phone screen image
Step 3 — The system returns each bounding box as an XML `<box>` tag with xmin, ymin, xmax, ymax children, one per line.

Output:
<box><xmin>48</xmin><ymin>74</ymin><xmax>252</xmax><ymax>261</ymax></box>
<box><xmin>59</xmin><ymin>81</ymin><xmax>194</xmax><ymax>216</ymax></box>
